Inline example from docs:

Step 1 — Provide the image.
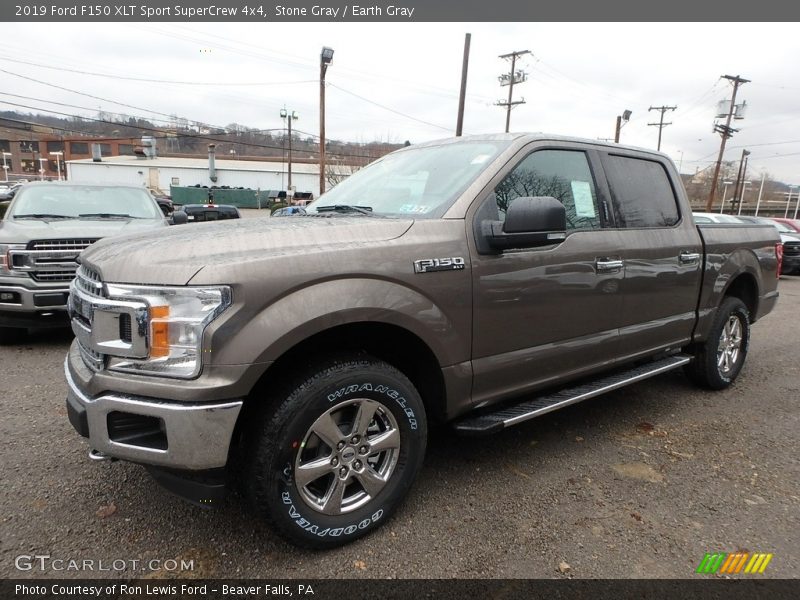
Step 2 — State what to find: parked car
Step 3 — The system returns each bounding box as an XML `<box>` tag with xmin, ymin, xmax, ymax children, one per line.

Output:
<box><xmin>65</xmin><ymin>133</ymin><xmax>780</xmax><ymax>548</ymax></box>
<box><xmin>0</xmin><ymin>182</ymin><xmax>168</xmax><ymax>342</ymax></box>
<box><xmin>737</xmin><ymin>215</ymin><xmax>800</xmax><ymax>275</ymax></box>
<box><xmin>176</xmin><ymin>203</ymin><xmax>241</xmax><ymax>223</ymax></box>
<box><xmin>770</xmin><ymin>217</ymin><xmax>800</xmax><ymax>233</ymax></box>
<box><xmin>272</xmin><ymin>206</ymin><xmax>307</xmax><ymax>216</ymax></box>
<box><xmin>691</xmin><ymin>212</ymin><xmax>745</xmax><ymax>224</ymax></box>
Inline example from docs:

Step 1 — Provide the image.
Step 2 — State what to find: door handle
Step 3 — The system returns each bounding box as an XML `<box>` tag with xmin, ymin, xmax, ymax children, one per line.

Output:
<box><xmin>595</xmin><ymin>258</ymin><xmax>624</xmax><ymax>273</ymax></box>
<box><xmin>679</xmin><ymin>251</ymin><xmax>701</xmax><ymax>264</ymax></box>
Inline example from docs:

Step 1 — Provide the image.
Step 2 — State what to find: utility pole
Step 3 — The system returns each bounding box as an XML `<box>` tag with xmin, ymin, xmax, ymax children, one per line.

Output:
<box><xmin>455</xmin><ymin>33</ymin><xmax>471</xmax><ymax>137</ymax></box>
<box><xmin>319</xmin><ymin>46</ymin><xmax>334</xmax><ymax>197</ymax></box>
<box><xmin>647</xmin><ymin>105</ymin><xmax>677</xmax><ymax>151</ymax></box>
<box><xmin>706</xmin><ymin>74</ymin><xmax>750</xmax><ymax>212</ymax></box>
<box><xmin>496</xmin><ymin>49</ymin><xmax>530</xmax><ymax>133</ymax></box>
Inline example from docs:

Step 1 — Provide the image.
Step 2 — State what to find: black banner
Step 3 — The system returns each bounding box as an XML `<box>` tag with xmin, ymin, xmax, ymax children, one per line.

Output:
<box><xmin>3</xmin><ymin>579</ymin><xmax>800</xmax><ymax>600</ymax></box>
<box><xmin>2</xmin><ymin>0</ymin><xmax>800</xmax><ymax>22</ymax></box>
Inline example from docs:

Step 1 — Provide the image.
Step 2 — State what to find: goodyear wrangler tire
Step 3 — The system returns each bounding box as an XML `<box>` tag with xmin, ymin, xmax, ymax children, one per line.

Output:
<box><xmin>684</xmin><ymin>296</ymin><xmax>750</xmax><ymax>390</ymax></box>
<box><xmin>247</xmin><ymin>354</ymin><xmax>427</xmax><ymax>549</ymax></box>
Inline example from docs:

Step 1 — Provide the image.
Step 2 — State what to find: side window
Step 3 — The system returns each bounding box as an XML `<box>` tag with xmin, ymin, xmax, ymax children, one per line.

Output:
<box><xmin>494</xmin><ymin>149</ymin><xmax>602</xmax><ymax>230</ymax></box>
<box><xmin>604</xmin><ymin>155</ymin><xmax>680</xmax><ymax>228</ymax></box>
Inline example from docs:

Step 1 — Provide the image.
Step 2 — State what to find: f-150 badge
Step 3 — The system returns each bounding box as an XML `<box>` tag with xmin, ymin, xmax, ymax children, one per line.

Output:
<box><xmin>414</xmin><ymin>257</ymin><xmax>466</xmax><ymax>274</ymax></box>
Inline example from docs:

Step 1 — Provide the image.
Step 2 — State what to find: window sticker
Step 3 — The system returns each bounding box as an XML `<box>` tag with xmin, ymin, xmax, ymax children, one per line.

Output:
<box><xmin>570</xmin><ymin>180</ymin><xmax>596</xmax><ymax>218</ymax></box>
<box><xmin>470</xmin><ymin>154</ymin><xmax>492</xmax><ymax>165</ymax></box>
<box><xmin>399</xmin><ymin>204</ymin><xmax>430</xmax><ymax>214</ymax></box>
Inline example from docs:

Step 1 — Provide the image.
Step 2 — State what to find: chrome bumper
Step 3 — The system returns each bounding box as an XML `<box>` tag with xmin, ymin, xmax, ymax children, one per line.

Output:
<box><xmin>64</xmin><ymin>358</ymin><xmax>243</xmax><ymax>470</ymax></box>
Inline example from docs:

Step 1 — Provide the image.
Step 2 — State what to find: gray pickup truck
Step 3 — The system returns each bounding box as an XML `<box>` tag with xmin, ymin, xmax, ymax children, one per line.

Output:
<box><xmin>64</xmin><ymin>134</ymin><xmax>780</xmax><ymax>548</ymax></box>
<box><xmin>0</xmin><ymin>182</ymin><xmax>168</xmax><ymax>342</ymax></box>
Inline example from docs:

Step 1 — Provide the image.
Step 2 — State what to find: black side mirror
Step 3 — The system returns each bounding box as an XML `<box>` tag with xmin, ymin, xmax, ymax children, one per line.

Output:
<box><xmin>171</xmin><ymin>210</ymin><xmax>188</xmax><ymax>225</ymax></box>
<box><xmin>482</xmin><ymin>196</ymin><xmax>567</xmax><ymax>251</ymax></box>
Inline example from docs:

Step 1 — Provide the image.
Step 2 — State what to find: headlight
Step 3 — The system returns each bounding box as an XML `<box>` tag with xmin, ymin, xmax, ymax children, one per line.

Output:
<box><xmin>0</xmin><ymin>244</ymin><xmax>28</xmax><ymax>277</ymax></box>
<box><xmin>105</xmin><ymin>283</ymin><xmax>231</xmax><ymax>379</ymax></box>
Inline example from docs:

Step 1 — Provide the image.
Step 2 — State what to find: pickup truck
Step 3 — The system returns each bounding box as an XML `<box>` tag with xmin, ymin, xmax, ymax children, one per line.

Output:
<box><xmin>64</xmin><ymin>134</ymin><xmax>781</xmax><ymax>548</ymax></box>
<box><xmin>0</xmin><ymin>182</ymin><xmax>168</xmax><ymax>342</ymax></box>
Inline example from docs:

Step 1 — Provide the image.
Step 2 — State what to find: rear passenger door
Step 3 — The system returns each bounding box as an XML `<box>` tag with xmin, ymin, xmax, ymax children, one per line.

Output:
<box><xmin>599</xmin><ymin>152</ymin><xmax>703</xmax><ymax>361</ymax></box>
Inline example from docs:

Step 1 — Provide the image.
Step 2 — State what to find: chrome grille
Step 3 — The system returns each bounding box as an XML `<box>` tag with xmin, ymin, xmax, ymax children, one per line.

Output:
<box><xmin>10</xmin><ymin>239</ymin><xmax>98</xmax><ymax>282</ymax></box>
<box><xmin>30</xmin><ymin>239</ymin><xmax>98</xmax><ymax>251</ymax></box>
<box><xmin>74</xmin><ymin>265</ymin><xmax>106</xmax><ymax>298</ymax></box>
<box><xmin>31</xmin><ymin>270</ymin><xmax>78</xmax><ymax>282</ymax></box>
<box><xmin>784</xmin><ymin>242</ymin><xmax>800</xmax><ymax>256</ymax></box>
<box><xmin>77</xmin><ymin>340</ymin><xmax>104</xmax><ymax>371</ymax></box>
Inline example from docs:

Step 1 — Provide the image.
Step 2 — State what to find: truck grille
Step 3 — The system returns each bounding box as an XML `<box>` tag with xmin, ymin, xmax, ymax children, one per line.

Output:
<box><xmin>784</xmin><ymin>241</ymin><xmax>800</xmax><ymax>256</ymax></box>
<box><xmin>11</xmin><ymin>239</ymin><xmax>99</xmax><ymax>282</ymax></box>
<box><xmin>70</xmin><ymin>265</ymin><xmax>150</xmax><ymax>372</ymax></box>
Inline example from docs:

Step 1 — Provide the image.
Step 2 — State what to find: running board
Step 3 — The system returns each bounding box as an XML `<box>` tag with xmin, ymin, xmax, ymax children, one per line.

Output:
<box><xmin>453</xmin><ymin>354</ymin><xmax>692</xmax><ymax>436</ymax></box>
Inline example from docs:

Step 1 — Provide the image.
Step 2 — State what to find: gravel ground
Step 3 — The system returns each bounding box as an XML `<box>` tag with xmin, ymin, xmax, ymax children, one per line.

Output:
<box><xmin>1</xmin><ymin>278</ymin><xmax>798</xmax><ymax>580</ymax></box>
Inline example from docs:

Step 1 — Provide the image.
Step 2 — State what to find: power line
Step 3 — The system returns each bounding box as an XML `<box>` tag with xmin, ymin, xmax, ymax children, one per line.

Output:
<box><xmin>327</xmin><ymin>82</ymin><xmax>451</xmax><ymax>132</ymax></box>
<box><xmin>0</xmin><ymin>54</ymin><xmax>317</xmax><ymax>87</ymax></box>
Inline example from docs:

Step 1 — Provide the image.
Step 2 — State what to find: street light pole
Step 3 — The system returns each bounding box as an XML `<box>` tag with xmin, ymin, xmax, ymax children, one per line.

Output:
<box><xmin>280</xmin><ymin>108</ymin><xmax>299</xmax><ymax>197</ymax></box>
<box><xmin>37</xmin><ymin>157</ymin><xmax>46</xmax><ymax>181</ymax></box>
<box><xmin>49</xmin><ymin>151</ymin><xmax>63</xmax><ymax>181</ymax></box>
<box><xmin>319</xmin><ymin>46</ymin><xmax>334</xmax><ymax>198</ymax></box>
<box><xmin>785</xmin><ymin>186</ymin><xmax>797</xmax><ymax>218</ymax></box>
<box><xmin>719</xmin><ymin>181</ymin><xmax>733</xmax><ymax>214</ymax></box>
<box><xmin>1</xmin><ymin>152</ymin><xmax>11</xmax><ymax>182</ymax></box>
<box><xmin>737</xmin><ymin>181</ymin><xmax>751</xmax><ymax>215</ymax></box>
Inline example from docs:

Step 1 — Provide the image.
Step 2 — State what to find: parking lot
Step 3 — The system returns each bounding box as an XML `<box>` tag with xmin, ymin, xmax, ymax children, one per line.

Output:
<box><xmin>1</xmin><ymin>278</ymin><xmax>798</xmax><ymax>580</ymax></box>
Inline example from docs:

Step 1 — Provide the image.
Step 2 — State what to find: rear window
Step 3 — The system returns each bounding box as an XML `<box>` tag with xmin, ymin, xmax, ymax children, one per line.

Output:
<box><xmin>604</xmin><ymin>155</ymin><xmax>680</xmax><ymax>228</ymax></box>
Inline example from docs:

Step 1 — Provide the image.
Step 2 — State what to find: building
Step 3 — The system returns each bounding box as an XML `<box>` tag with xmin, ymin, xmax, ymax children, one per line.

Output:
<box><xmin>0</xmin><ymin>122</ymin><xmax>139</xmax><ymax>181</ymax></box>
<box><xmin>66</xmin><ymin>153</ymin><xmax>326</xmax><ymax>198</ymax></box>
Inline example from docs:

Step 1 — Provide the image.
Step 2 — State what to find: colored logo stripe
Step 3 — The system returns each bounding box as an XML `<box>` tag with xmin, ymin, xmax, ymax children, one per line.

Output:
<box><xmin>696</xmin><ymin>552</ymin><xmax>773</xmax><ymax>574</ymax></box>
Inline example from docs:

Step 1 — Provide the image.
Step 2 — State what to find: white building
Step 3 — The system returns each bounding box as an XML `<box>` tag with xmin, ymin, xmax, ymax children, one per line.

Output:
<box><xmin>66</xmin><ymin>155</ymin><xmax>323</xmax><ymax>198</ymax></box>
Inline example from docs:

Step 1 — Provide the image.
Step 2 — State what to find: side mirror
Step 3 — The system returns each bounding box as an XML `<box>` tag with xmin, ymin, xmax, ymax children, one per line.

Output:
<box><xmin>171</xmin><ymin>210</ymin><xmax>188</xmax><ymax>225</ymax></box>
<box><xmin>482</xmin><ymin>196</ymin><xmax>567</xmax><ymax>251</ymax></box>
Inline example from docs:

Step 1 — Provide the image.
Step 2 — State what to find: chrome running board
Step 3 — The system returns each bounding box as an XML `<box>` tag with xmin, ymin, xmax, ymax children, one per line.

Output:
<box><xmin>453</xmin><ymin>354</ymin><xmax>692</xmax><ymax>435</ymax></box>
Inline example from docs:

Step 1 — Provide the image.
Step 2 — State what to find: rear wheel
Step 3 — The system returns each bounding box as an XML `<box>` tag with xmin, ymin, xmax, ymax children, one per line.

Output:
<box><xmin>684</xmin><ymin>296</ymin><xmax>750</xmax><ymax>390</ymax></box>
<box><xmin>246</xmin><ymin>354</ymin><xmax>427</xmax><ymax>548</ymax></box>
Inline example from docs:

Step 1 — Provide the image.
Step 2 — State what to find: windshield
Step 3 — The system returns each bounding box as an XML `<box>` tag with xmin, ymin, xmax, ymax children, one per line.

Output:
<box><xmin>10</xmin><ymin>185</ymin><xmax>161</xmax><ymax>220</ymax></box>
<box><xmin>306</xmin><ymin>141</ymin><xmax>511</xmax><ymax>218</ymax></box>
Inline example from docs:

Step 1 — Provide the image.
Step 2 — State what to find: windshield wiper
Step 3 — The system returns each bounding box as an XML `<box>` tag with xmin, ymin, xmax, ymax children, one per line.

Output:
<box><xmin>14</xmin><ymin>213</ymin><xmax>76</xmax><ymax>219</ymax></box>
<box><xmin>78</xmin><ymin>213</ymin><xmax>142</xmax><ymax>219</ymax></box>
<box><xmin>315</xmin><ymin>204</ymin><xmax>374</xmax><ymax>216</ymax></box>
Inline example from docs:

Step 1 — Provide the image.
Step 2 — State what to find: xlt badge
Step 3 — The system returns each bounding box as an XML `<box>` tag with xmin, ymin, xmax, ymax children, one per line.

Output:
<box><xmin>414</xmin><ymin>257</ymin><xmax>466</xmax><ymax>274</ymax></box>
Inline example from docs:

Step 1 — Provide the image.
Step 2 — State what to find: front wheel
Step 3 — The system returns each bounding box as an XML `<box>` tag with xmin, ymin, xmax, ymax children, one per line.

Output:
<box><xmin>246</xmin><ymin>355</ymin><xmax>427</xmax><ymax>549</ymax></box>
<box><xmin>684</xmin><ymin>296</ymin><xmax>750</xmax><ymax>390</ymax></box>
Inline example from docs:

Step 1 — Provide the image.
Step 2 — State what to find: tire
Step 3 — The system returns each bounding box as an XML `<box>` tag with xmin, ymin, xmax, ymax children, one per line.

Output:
<box><xmin>0</xmin><ymin>326</ymin><xmax>26</xmax><ymax>345</ymax></box>
<box><xmin>246</xmin><ymin>354</ymin><xmax>427</xmax><ymax>549</ymax></box>
<box><xmin>684</xmin><ymin>296</ymin><xmax>750</xmax><ymax>390</ymax></box>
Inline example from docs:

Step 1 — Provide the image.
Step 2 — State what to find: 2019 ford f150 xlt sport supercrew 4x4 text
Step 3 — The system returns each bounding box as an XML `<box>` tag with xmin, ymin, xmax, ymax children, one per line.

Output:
<box><xmin>64</xmin><ymin>134</ymin><xmax>780</xmax><ymax>548</ymax></box>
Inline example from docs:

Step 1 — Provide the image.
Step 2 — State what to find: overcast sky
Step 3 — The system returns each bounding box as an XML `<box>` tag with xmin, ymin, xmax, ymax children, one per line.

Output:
<box><xmin>1</xmin><ymin>22</ymin><xmax>799</xmax><ymax>182</ymax></box>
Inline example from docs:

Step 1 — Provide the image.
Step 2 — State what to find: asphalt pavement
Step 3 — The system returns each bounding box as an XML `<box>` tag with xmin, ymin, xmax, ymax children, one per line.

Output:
<box><xmin>1</xmin><ymin>278</ymin><xmax>798</xmax><ymax>579</ymax></box>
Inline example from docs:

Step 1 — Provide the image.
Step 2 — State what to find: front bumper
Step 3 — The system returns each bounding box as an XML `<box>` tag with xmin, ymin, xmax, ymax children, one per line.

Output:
<box><xmin>0</xmin><ymin>279</ymin><xmax>70</xmax><ymax>327</ymax></box>
<box><xmin>65</xmin><ymin>358</ymin><xmax>243</xmax><ymax>470</ymax></box>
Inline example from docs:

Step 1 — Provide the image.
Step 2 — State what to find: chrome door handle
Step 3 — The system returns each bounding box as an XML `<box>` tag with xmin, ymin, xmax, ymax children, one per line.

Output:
<box><xmin>596</xmin><ymin>259</ymin><xmax>624</xmax><ymax>273</ymax></box>
<box><xmin>679</xmin><ymin>251</ymin><xmax>701</xmax><ymax>264</ymax></box>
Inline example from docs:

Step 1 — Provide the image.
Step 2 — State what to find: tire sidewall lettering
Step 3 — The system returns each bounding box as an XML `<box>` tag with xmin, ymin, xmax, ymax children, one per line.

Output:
<box><xmin>326</xmin><ymin>381</ymin><xmax>418</xmax><ymax>430</ymax></box>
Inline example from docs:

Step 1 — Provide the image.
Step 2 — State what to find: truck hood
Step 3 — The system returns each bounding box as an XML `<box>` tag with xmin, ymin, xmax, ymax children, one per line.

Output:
<box><xmin>82</xmin><ymin>216</ymin><xmax>414</xmax><ymax>285</ymax></box>
<box><xmin>0</xmin><ymin>217</ymin><xmax>166</xmax><ymax>243</ymax></box>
